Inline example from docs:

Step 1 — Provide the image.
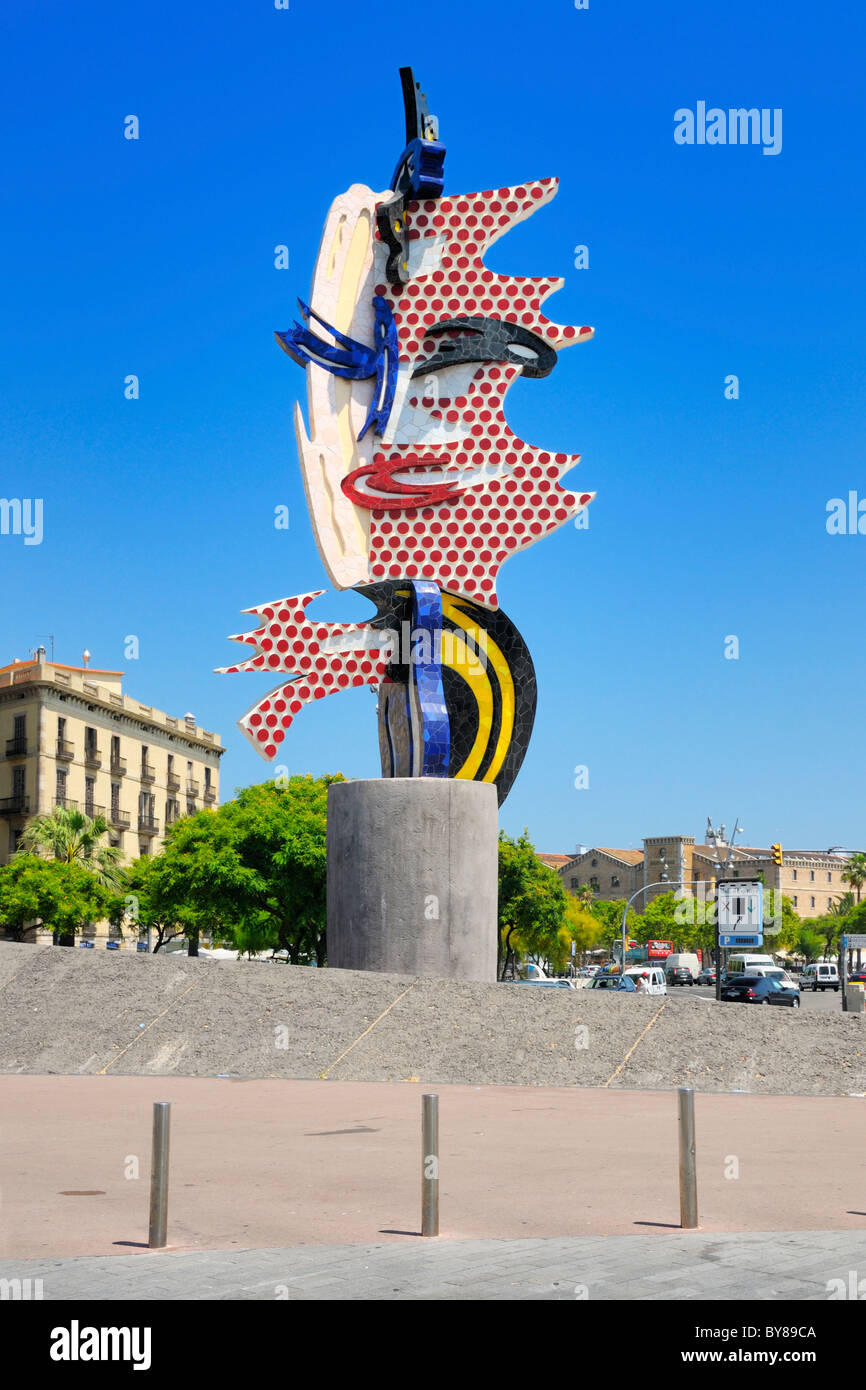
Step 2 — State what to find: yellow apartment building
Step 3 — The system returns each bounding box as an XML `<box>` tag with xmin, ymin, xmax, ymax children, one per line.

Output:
<box><xmin>0</xmin><ymin>651</ymin><xmax>223</xmax><ymax>944</ymax></box>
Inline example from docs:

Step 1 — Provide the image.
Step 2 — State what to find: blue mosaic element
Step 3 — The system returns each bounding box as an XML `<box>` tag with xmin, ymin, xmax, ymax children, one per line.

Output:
<box><xmin>409</xmin><ymin>580</ymin><xmax>450</xmax><ymax>778</ymax></box>
<box><xmin>389</xmin><ymin>136</ymin><xmax>446</xmax><ymax>201</ymax></box>
<box><xmin>275</xmin><ymin>297</ymin><xmax>398</xmax><ymax>440</ymax></box>
<box><xmin>357</xmin><ymin>297</ymin><xmax>399</xmax><ymax>441</ymax></box>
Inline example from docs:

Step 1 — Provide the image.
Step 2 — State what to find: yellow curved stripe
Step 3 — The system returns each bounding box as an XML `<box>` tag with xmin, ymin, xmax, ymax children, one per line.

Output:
<box><xmin>442</xmin><ymin>596</ymin><xmax>515</xmax><ymax>784</ymax></box>
<box><xmin>441</xmin><ymin>626</ymin><xmax>493</xmax><ymax>779</ymax></box>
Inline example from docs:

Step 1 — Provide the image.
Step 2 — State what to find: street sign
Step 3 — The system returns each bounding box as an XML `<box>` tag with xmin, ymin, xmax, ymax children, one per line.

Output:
<box><xmin>844</xmin><ymin>935</ymin><xmax>866</xmax><ymax>950</ymax></box>
<box><xmin>716</xmin><ymin>879</ymin><xmax>763</xmax><ymax>931</ymax></box>
<box><xmin>719</xmin><ymin>932</ymin><xmax>764</xmax><ymax>948</ymax></box>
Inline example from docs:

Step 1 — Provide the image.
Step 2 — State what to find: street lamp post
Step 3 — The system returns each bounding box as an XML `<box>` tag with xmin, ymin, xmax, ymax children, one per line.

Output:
<box><xmin>619</xmin><ymin>878</ymin><xmax>710</xmax><ymax>973</ymax></box>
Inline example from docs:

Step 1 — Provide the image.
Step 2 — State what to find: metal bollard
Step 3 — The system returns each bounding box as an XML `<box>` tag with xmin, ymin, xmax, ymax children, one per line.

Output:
<box><xmin>148</xmin><ymin>1102</ymin><xmax>171</xmax><ymax>1248</ymax></box>
<box><xmin>421</xmin><ymin>1093</ymin><xmax>439</xmax><ymax>1237</ymax></box>
<box><xmin>678</xmin><ymin>1087</ymin><xmax>698</xmax><ymax>1229</ymax></box>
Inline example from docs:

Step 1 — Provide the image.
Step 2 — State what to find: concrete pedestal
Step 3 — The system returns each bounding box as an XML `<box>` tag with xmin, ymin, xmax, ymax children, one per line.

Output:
<box><xmin>326</xmin><ymin>778</ymin><xmax>498</xmax><ymax>982</ymax></box>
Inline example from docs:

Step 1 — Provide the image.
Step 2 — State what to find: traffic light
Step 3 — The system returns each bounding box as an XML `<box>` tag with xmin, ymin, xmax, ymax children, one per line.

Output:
<box><xmin>771</xmin><ymin>843</ymin><xmax>783</xmax><ymax>867</ymax></box>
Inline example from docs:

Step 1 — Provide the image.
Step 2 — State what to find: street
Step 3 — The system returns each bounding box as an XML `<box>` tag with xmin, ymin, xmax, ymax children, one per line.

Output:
<box><xmin>667</xmin><ymin>983</ymin><xmax>845</xmax><ymax>1013</ymax></box>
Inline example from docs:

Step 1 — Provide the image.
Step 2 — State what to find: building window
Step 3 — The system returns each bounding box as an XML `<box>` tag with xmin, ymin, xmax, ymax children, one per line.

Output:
<box><xmin>85</xmin><ymin>776</ymin><xmax>95</xmax><ymax>817</ymax></box>
<box><xmin>84</xmin><ymin>726</ymin><xmax>97</xmax><ymax>757</ymax></box>
<box><xmin>12</xmin><ymin>766</ymin><xmax>25</xmax><ymax>799</ymax></box>
<box><xmin>8</xmin><ymin>826</ymin><xmax>22</xmax><ymax>855</ymax></box>
<box><xmin>204</xmin><ymin>767</ymin><xmax>212</xmax><ymax>792</ymax></box>
<box><xmin>810</xmin><ymin>896</ymin><xmax>816</xmax><ymax>909</ymax></box>
<box><xmin>56</xmin><ymin>769</ymin><xmax>67</xmax><ymax>806</ymax></box>
<box><xmin>58</xmin><ymin>716</ymin><xmax>66</xmax><ymax>738</ymax></box>
<box><xmin>809</xmin><ymin>870</ymin><xmax>815</xmax><ymax>882</ymax></box>
<box><xmin>110</xmin><ymin>783</ymin><xmax>120</xmax><ymax>817</ymax></box>
<box><xmin>591</xmin><ymin>858</ymin><xmax>597</xmax><ymax>867</ymax></box>
<box><xmin>792</xmin><ymin>870</ymin><xmax>797</xmax><ymax>881</ymax></box>
<box><xmin>611</xmin><ymin>876</ymin><xmax>620</xmax><ymax>887</ymax></box>
<box><xmin>589</xmin><ymin>877</ymin><xmax>599</xmax><ymax>890</ymax></box>
<box><xmin>570</xmin><ymin>877</ymin><xmax>578</xmax><ymax>889</ymax></box>
<box><xmin>828</xmin><ymin>898</ymin><xmax>833</xmax><ymax>910</ymax></box>
<box><xmin>793</xmin><ymin>895</ymin><xmax>798</xmax><ymax>907</ymax></box>
<box><xmin>827</xmin><ymin>872</ymin><xmax>832</xmax><ymax>883</ymax></box>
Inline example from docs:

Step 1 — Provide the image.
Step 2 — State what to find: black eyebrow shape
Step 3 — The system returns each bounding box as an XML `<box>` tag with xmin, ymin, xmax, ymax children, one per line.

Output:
<box><xmin>410</xmin><ymin>316</ymin><xmax>557</xmax><ymax>379</ymax></box>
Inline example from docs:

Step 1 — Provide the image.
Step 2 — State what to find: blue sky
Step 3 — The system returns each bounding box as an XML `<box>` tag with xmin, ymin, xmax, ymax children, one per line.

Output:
<box><xmin>2</xmin><ymin>0</ymin><xmax>864</xmax><ymax>855</ymax></box>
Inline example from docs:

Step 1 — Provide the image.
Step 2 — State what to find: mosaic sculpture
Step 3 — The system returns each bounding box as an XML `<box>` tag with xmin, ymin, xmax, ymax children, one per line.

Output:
<box><xmin>221</xmin><ymin>69</ymin><xmax>594</xmax><ymax>806</ymax></box>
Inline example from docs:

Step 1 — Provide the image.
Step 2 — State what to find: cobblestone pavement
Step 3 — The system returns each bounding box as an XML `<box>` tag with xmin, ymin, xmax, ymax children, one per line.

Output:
<box><xmin>4</xmin><ymin>1230</ymin><xmax>865</xmax><ymax>1300</ymax></box>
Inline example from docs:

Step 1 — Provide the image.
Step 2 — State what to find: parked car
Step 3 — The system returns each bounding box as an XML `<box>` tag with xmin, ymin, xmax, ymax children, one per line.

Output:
<box><xmin>589</xmin><ymin>974</ymin><xmax>636</xmax><ymax>992</ymax></box>
<box><xmin>622</xmin><ymin>966</ymin><xmax>667</xmax><ymax>995</ymax></box>
<box><xmin>801</xmin><ymin>962</ymin><xmax>840</xmax><ymax>992</ymax></box>
<box><xmin>516</xmin><ymin>978</ymin><xmax>575</xmax><ymax>989</ymax></box>
<box><xmin>721</xmin><ymin>974</ymin><xmax>800</xmax><ymax>1008</ymax></box>
<box><xmin>697</xmin><ymin>967</ymin><xmax>716</xmax><ymax>986</ymax></box>
<box><xmin>666</xmin><ymin>965</ymin><xmax>695</xmax><ymax>987</ymax></box>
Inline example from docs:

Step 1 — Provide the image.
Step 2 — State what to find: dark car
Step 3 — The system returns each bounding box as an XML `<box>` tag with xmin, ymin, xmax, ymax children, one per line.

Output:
<box><xmin>666</xmin><ymin>966</ymin><xmax>694</xmax><ymax>987</ymax></box>
<box><xmin>697</xmin><ymin>967</ymin><xmax>716</xmax><ymax>986</ymax></box>
<box><xmin>721</xmin><ymin>974</ymin><xmax>800</xmax><ymax>1008</ymax></box>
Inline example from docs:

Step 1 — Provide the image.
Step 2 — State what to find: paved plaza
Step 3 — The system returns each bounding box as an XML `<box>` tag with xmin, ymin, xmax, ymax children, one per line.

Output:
<box><xmin>4</xmin><ymin>1230</ymin><xmax>866</xmax><ymax>1301</ymax></box>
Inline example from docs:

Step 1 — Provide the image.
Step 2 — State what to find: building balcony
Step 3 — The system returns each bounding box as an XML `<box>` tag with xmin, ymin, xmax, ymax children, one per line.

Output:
<box><xmin>0</xmin><ymin>795</ymin><xmax>29</xmax><ymax>816</ymax></box>
<box><xmin>83</xmin><ymin>746</ymin><xmax>101</xmax><ymax>768</ymax></box>
<box><xmin>55</xmin><ymin>797</ymin><xmax>78</xmax><ymax>811</ymax></box>
<box><xmin>5</xmin><ymin>737</ymin><xmax>28</xmax><ymax>758</ymax></box>
<box><xmin>140</xmin><ymin>763</ymin><xmax>156</xmax><ymax>783</ymax></box>
<box><xmin>56</xmin><ymin>739</ymin><xmax>74</xmax><ymax>761</ymax></box>
<box><xmin>138</xmin><ymin>815</ymin><xmax>160</xmax><ymax>835</ymax></box>
<box><xmin>110</xmin><ymin>755</ymin><xmax>127</xmax><ymax>776</ymax></box>
<box><xmin>110</xmin><ymin>808</ymin><xmax>131</xmax><ymax>829</ymax></box>
<box><xmin>84</xmin><ymin>804</ymin><xmax>105</xmax><ymax>821</ymax></box>
<box><xmin>203</xmin><ymin>786</ymin><xmax>216</xmax><ymax>803</ymax></box>
<box><xmin>166</xmin><ymin>770</ymin><xmax>181</xmax><ymax>790</ymax></box>
<box><xmin>186</xmin><ymin>779</ymin><xmax>200</xmax><ymax>797</ymax></box>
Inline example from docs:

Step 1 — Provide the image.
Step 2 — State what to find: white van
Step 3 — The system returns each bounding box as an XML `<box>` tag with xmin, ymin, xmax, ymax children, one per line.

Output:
<box><xmin>623</xmin><ymin>966</ymin><xmax>667</xmax><ymax>995</ymax></box>
<box><xmin>726</xmin><ymin>953</ymin><xmax>775</xmax><ymax>978</ymax></box>
<box><xmin>801</xmin><ymin>962</ymin><xmax>840</xmax><ymax>992</ymax></box>
<box><xmin>664</xmin><ymin>953</ymin><xmax>700</xmax><ymax>981</ymax></box>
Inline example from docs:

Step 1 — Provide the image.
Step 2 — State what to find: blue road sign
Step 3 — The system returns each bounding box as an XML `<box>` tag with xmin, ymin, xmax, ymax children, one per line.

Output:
<box><xmin>719</xmin><ymin>932</ymin><xmax>764</xmax><ymax>948</ymax></box>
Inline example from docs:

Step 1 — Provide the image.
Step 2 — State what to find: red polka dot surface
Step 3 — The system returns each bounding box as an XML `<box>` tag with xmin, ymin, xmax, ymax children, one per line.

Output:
<box><xmin>360</xmin><ymin>178</ymin><xmax>594</xmax><ymax>609</ymax></box>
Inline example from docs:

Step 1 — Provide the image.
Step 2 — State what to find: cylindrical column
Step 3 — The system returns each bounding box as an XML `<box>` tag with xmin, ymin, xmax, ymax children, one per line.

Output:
<box><xmin>422</xmin><ymin>1093</ymin><xmax>439</xmax><ymax>1237</ymax></box>
<box><xmin>148</xmin><ymin>1101</ymin><xmax>171</xmax><ymax>1248</ymax></box>
<box><xmin>327</xmin><ymin>779</ymin><xmax>498</xmax><ymax>981</ymax></box>
<box><xmin>678</xmin><ymin>1087</ymin><xmax>698</xmax><ymax>1229</ymax></box>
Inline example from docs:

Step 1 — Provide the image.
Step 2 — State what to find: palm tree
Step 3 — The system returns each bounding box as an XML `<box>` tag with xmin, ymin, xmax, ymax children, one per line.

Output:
<box><xmin>842</xmin><ymin>853</ymin><xmax>866</xmax><ymax>904</ymax></box>
<box><xmin>16</xmin><ymin>806</ymin><xmax>124</xmax><ymax>891</ymax></box>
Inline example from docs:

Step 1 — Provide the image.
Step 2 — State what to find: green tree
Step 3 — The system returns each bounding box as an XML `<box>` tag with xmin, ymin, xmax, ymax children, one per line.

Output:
<box><xmin>118</xmin><ymin>856</ymin><xmax>190</xmax><ymax>954</ymax></box>
<box><xmin>842</xmin><ymin>853</ymin><xmax>866</xmax><ymax>904</ymax></box>
<box><xmin>497</xmin><ymin>830</ymin><xmax>572</xmax><ymax>979</ymax></box>
<box><xmin>587</xmin><ymin>898</ymin><xmax>641</xmax><ymax>966</ymax></box>
<box><xmin>0</xmin><ymin>858</ymin><xmax>114</xmax><ymax>944</ymax></box>
<box><xmin>16</xmin><ymin>806</ymin><xmax>123</xmax><ymax>890</ymax></box>
<box><xmin>139</xmin><ymin>776</ymin><xmax>339</xmax><ymax>960</ymax></box>
<box><xmin>794</xmin><ymin>926</ymin><xmax>824</xmax><ymax>963</ymax></box>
